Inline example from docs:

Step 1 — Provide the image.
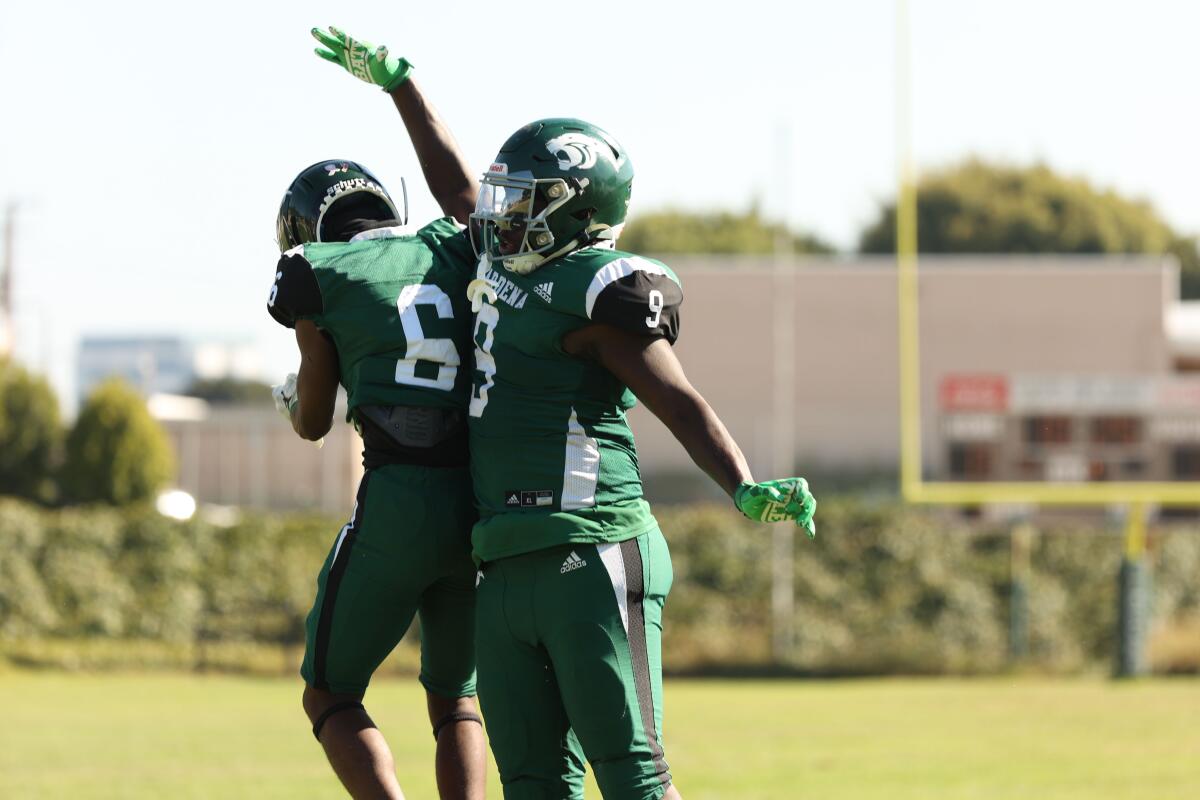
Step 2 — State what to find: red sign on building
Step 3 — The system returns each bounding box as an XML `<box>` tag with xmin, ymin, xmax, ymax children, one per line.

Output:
<box><xmin>939</xmin><ymin>375</ymin><xmax>1009</xmax><ymax>412</ymax></box>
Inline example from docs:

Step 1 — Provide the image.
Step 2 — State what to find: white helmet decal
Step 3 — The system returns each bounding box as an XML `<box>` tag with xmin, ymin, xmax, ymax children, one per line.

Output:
<box><xmin>545</xmin><ymin>132</ymin><xmax>617</xmax><ymax>170</ymax></box>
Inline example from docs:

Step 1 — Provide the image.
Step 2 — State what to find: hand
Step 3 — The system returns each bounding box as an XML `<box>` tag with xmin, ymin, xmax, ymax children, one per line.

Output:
<box><xmin>272</xmin><ymin>374</ymin><xmax>325</xmax><ymax>448</ymax></box>
<box><xmin>311</xmin><ymin>26</ymin><xmax>413</xmax><ymax>92</ymax></box>
<box><xmin>271</xmin><ymin>373</ymin><xmax>299</xmax><ymax>420</ymax></box>
<box><xmin>734</xmin><ymin>478</ymin><xmax>817</xmax><ymax>538</ymax></box>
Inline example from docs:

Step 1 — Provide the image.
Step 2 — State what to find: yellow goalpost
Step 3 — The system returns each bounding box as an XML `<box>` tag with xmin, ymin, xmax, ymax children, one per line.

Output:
<box><xmin>892</xmin><ymin>0</ymin><xmax>1189</xmax><ymax>673</ymax></box>
<box><xmin>893</xmin><ymin>0</ymin><xmax>1200</xmax><ymax>517</ymax></box>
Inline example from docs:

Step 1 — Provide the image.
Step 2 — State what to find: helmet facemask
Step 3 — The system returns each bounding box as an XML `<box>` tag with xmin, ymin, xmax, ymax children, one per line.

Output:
<box><xmin>471</xmin><ymin>170</ymin><xmax>582</xmax><ymax>275</ymax></box>
<box><xmin>470</xmin><ymin>119</ymin><xmax>634</xmax><ymax>274</ymax></box>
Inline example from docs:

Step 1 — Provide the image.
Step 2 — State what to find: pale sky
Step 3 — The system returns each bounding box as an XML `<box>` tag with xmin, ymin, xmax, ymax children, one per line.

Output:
<box><xmin>2</xmin><ymin>0</ymin><xmax>1197</xmax><ymax>406</ymax></box>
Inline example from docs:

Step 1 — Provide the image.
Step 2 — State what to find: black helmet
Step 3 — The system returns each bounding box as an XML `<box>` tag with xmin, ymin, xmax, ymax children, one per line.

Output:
<box><xmin>276</xmin><ymin>160</ymin><xmax>407</xmax><ymax>252</ymax></box>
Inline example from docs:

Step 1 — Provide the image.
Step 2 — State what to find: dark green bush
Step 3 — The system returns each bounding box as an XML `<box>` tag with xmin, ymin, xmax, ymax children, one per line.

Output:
<box><xmin>60</xmin><ymin>379</ymin><xmax>175</xmax><ymax>506</ymax></box>
<box><xmin>1</xmin><ymin>498</ymin><xmax>1197</xmax><ymax>675</ymax></box>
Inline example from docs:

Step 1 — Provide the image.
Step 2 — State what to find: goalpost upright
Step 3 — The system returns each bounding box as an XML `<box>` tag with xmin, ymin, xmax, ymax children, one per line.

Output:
<box><xmin>892</xmin><ymin>0</ymin><xmax>1188</xmax><ymax>674</ymax></box>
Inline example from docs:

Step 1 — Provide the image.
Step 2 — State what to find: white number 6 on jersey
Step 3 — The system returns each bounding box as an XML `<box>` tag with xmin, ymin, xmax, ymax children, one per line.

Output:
<box><xmin>395</xmin><ymin>284</ymin><xmax>460</xmax><ymax>391</ymax></box>
<box><xmin>646</xmin><ymin>289</ymin><xmax>664</xmax><ymax>328</ymax></box>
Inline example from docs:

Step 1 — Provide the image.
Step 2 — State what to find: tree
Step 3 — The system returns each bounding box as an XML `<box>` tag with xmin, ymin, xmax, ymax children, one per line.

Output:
<box><xmin>1170</xmin><ymin>235</ymin><xmax>1200</xmax><ymax>298</ymax></box>
<box><xmin>183</xmin><ymin>377</ymin><xmax>273</xmax><ymax>406</ymax></box>
<box><xmin>61</xmin><ymin>379</ymin><xmax>175</xmax><ymax>506</ymax></box>
<box><xmin>858</xmin><ymin>159</ymin><xmax>1200</xmax><ymax>295</ymax></box>
<box><xmin>0</xmin><ymin>358</ymin><xmax>62</xmax><ymax>503</ymax></box>
<box><xmin>619</xmin><ymin>206</ymin><xmax>833</xmax><ymax>256</ymax></box>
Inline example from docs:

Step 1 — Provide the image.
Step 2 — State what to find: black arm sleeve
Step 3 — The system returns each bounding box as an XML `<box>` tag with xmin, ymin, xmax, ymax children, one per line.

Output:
<box><xmin>267</xmin><ymin>251</ymin><xmax>323</xmax><ymax>329</ymax></box>
<box><xmin>590</xmin><ymin>271</ymin><xmax>683</xmax><ymax>344</ymax></box>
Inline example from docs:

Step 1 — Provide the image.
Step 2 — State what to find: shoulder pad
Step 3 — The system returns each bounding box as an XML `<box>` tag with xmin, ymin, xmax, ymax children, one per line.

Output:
<box><xmin>586</xmin><ymin>256</ymin><xmax>683</xmax><ymax>343</ymax></box>
<box><xmin>267</xmin><ymin>249</ymin><xmax>323</xmax><ymax>329</ymax></box>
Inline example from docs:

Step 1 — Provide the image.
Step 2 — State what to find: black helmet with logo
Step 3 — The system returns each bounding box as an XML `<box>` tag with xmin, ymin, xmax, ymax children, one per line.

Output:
<box><xmin>276</xmin><ymin>160</ymin><xmax>406</xmax><ymax>252</ymax></box>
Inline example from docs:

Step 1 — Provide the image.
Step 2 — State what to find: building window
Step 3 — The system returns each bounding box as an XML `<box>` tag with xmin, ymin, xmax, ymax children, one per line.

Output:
<box><xmin>1120</xmin><ymin>459</ymin><xmax>1146</xmax><ymax>477</ymax></box>
<box><xmin>1023</xmin><ymin>416</ymin><xmax>1072</xmax><ymax>444</ymax></box>
<box><xmin>949</xmin><ymin>443</ymin><xmax>992</xmax><ymax>480</ymax></box>
<box><xmin>1091</xmin><ymin>416</ymin><xmax>1141</xmax><ymax>445</ymax></box>
<box><xmin>1172</xmin><ymin>447</ymin><xmax>1200</xmax><ymax>479</ymax></box>
<box><xmin>1017</xmin><ymin>458</ymin><xmax>1043</xmax><ymax>478</ymax></box>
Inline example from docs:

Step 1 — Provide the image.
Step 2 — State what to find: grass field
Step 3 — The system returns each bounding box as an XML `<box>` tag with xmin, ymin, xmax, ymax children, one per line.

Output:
<box><xmin>1</xmin><ymin>671</ymin><xmax>1197</xmax><ymax>799</ymax></box>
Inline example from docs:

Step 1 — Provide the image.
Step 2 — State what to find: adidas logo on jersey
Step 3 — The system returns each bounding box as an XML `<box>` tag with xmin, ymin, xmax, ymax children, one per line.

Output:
<box><xmin>505</xmin><ymin>489</ymin><xmax>555</xmax><ymax>508</ymax></box>
<box><xmin>533</xmin><ymin>282</ymin><xmax>554</xmax><ymax>303</ymax></box>
<box><xmin>560</xmin><ymin>551</ymin><xmax>587</xmax><ymax>574</ymax></box>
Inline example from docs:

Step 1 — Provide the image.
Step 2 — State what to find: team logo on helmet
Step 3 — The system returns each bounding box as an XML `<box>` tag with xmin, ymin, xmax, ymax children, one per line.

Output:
<box><xmin>545</xmin><ymin>133</ymin><xmax>616</xmax><ymax>171</ymax></box>
<box><xmin>325</xmin><ymin>163</ymin><xmax>350</xmax><ymax>176</ymax></box>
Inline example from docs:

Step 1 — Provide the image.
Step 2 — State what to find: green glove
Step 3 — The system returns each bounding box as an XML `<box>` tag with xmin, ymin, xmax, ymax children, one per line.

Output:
<box><xmin>311</xmin><ymin>26</ymin><xmax>413</xmax><ymax>92</ymax></box>
<box><xmin>734</xmin><ymin>478</ymin><xmax>817</xmax><ymax>538</ymax></box>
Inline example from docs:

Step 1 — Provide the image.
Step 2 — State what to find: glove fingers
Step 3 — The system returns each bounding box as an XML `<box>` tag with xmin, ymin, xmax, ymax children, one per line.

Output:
<box><xmin>329</xmin><ymin>25</ymin><xmax>371</xmax><ymax>50</ymax></box>
<box><xmin>311</xmin><ymin>27</ymin><xmax>342</xmax><ymax>50</ymax></box>
<box><xmin>782</xmin><ymin>501</ymin><xmax>809</xmax><ymax>521</ymax></box>
<box><xmin>798</xmin><ymin>517</ymin><xmax>817</xmax><ymax>538</ymax></box>
<box><xmin>760</xmin><ymin>485</ymin><xmax>788</xmax><ymax>504</ymax></box>
<box><xmin>314</xmin><ymin>47</ymin><xmax>341</xmax><ymax>64</ymax></box>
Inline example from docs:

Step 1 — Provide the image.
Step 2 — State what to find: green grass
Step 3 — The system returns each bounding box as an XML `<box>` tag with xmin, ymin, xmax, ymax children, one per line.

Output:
<box><xmin>1</xmin><ymin>671</ymin><xmax>1197</xmax><ymax>799</ymax></box>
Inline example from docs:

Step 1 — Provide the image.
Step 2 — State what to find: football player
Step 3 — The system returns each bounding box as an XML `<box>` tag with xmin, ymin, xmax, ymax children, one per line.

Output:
<box><xmin>314</xmin><ymin>27</ymin><xmax>817</xmax><ymax>800</ymax></box>
<box><xmin>268</xmin><ymin>60</ymin><xmax>487</xmax><ymax>799</ymax></box>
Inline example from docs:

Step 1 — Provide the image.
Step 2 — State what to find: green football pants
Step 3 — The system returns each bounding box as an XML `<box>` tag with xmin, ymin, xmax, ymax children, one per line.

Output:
<box><xmin>301</xmin><ymin>463</ymin><xmax>478</xmax><ymax>698</ymax></box>
<box><xmin>476</xmin><ymin>526</ymin><xmax>674</xmax><ymax>800</ymax></box>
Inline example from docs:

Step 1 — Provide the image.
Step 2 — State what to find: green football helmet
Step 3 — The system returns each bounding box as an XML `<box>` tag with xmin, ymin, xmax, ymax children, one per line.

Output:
<box><xmin>471</xmin><ymin>118</ymin><xmax>634</xmax><ymax>274</ymax></box>
<box><xmin>276</xmin><ymin>160</ymin><xmax>406</xmax><ymax>252</ymax></box>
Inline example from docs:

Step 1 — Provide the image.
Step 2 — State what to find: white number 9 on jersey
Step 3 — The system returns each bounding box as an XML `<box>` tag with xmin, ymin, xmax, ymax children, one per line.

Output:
<box><xmin>646</xmin><ymin>289</ymin><xmax>664</xmax><ymax>329</ymax></box>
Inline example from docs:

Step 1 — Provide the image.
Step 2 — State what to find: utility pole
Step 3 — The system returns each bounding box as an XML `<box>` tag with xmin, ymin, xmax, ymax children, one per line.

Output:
<box><xmin>1009</xmin><ymin>521</ymin><xmax>1035</xmax><ymax>662</ymax></box>
<box><xmin>0</xmin><ymin>202</ymin><xmax>14</xmax><ymax>358</ymax></box>
<box><xmin>770</xmin><ymin>122</ymin><xmax>797</xmax><ymax>664</ymax></box>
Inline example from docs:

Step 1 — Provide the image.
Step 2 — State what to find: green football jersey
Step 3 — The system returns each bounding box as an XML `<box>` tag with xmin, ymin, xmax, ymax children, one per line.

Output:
<box><xmin>267</xmin><ymin>218</ymin><xmax>475</xmax><ymax>413</ymax></box>
<box><xmin>467</xmin><ymin>246</ymin><xmax>684</xmax><ymax>561</ymax></box>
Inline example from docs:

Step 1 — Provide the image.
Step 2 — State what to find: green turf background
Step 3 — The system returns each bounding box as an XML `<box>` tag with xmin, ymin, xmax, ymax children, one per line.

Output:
<box><xmin>2</xmin><ymin>672</ymin><xmax>1197</xmax><ymax>799</ymax></box>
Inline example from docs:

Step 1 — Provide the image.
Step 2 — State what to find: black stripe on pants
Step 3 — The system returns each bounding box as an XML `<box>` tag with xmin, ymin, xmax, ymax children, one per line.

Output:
<box><xmin>619</xmin><ymin>537</ymin><xmax>671</xmax><ymax>786</ymax></box>
<box><xmin>312</xmin><ymin>472</ymin><xmax>372</xmax><ymax>690</ymax></box>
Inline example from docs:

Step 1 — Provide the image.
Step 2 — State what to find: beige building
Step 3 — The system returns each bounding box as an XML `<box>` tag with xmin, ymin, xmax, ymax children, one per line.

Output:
<box><xmin>156</xmin><ymin>255</ymin><xmax>1194</xmax><ymax>511</ymax></box>
<box><xmin>629</xmin><ymin>254</ymin><xmax>1194</xmax><ymax>489</ymax></box>
<box><xmin>153</xmin><ymin>395</ymin><xmax>364</xmax><ymax>514</ymax></box>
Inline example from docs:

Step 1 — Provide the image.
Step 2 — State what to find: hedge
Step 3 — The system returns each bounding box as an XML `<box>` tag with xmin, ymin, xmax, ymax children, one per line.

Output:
<box><xmin>1</xmin><ymin>497</ymin><xmax>1197</xmax><ymax>675</ymax></box>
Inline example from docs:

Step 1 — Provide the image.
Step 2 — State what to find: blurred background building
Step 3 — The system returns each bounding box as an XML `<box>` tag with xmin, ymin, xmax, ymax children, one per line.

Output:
<box><xmin>77</xmin><ymin>337</ymin><xmax>195</xmax><ymax>401</ymax></box>
<box><xmin>57</xmin><ymin>253</ymin><xmax>1196</xmax><ymax>514</ymax></box>
<box><xmin>76</xmin><ymin>337</ymin><xmax>265</xmax><ymax>403</ymax></box>
<box><xmin>151</xmin><ymin>395</ymin><xmax>363</xmax><ymax>514</ymax></box>
<box><xmin>631</xmin><ymin>254</ymin><xmax>1198</xmax><ymax>493</ymax></box>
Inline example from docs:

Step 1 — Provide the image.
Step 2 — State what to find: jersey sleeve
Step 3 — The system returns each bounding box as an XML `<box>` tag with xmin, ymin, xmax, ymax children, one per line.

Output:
<box><xmin>585</xmin><ymin>256</ymin><xmax>683</xmax><ymax>344</ymax></box>
<box><xmin>267</xmin><ymin>247</ymin><xmax>324</xmax><ymax>329</ymax></box>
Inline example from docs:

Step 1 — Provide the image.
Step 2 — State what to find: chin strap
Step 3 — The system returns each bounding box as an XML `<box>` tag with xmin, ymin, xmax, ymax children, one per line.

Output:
<box><xmin>432</xmin><ymin>710</ymin><xmax>483</xmax><ymax>740</ymax></box>
<box><xmin>467</xmin><ymin>256</ymin><xmax>499</xmax><ymax>312</ymax></box>
<box><xmin>504</xmin><ymin>223</ymin><xmax>615</xmax><ymax>276</ymax></box>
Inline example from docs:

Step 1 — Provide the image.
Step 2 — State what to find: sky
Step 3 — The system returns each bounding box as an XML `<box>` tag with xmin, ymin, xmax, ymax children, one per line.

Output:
<box><xmin>1</xmin><ymin>0</ymin><xmax>1197</xmax><ymax>407</ymax></box>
